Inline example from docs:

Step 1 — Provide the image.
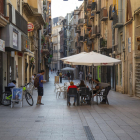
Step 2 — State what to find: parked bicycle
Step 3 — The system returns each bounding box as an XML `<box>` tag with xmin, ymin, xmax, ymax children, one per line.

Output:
<box><xmin>1</xmin><ymin>83</ymin><xmax>34</xmax><ymax>106</ymax></box>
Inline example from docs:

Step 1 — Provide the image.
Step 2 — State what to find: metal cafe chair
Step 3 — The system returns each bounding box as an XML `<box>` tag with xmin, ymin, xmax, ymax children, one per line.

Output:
<box><xmin>80</xmin><ymin>87</ymin><xmax>91</xmax><ymax>105</ymax></box>
<box><xmin>67</xmin><ymin>88</ymin><xmax>77</xmax><ymax>106</ymax></box>
<box><xmin>96</xmin><ymin>86</ymin><xmax>111</xmax><ymax>105</ymax></box>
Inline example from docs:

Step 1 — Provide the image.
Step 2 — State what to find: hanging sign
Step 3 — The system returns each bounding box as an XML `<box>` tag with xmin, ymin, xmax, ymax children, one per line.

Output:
<box><xmin>28</xmin><ymin>22</ymin><xmax>34</xmax><ymax>32</ymax></box>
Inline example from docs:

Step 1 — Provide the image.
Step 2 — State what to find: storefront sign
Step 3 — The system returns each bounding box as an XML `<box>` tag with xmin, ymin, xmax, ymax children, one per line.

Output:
<box><xmin>0</xmin><ymin>39</ymin><xmax>5</xmax><ymax>52</ymax></box>
<box><xmin>13</xmin><ymin>32</ymin><xmax>18</xmax><ymax>47</ymax></box>
<box><xmin>28</xmin><ymin>22</ymin><xmax>34</xmax><ymax>32</ymax></box>
<box><xmin>128</xmin><ymin>37</ymin><xmax>131</xmax><ymax>53</ymax></box>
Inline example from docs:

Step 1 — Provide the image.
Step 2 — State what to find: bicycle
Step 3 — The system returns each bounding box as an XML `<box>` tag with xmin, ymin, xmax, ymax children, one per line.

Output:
<box><xmin>1</xmin><ymin>83</ymin><xmax>34</xmax><ymax>106</ymax></box>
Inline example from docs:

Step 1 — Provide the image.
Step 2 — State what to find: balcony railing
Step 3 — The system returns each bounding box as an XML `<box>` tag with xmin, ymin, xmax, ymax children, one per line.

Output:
<box><xmin>53</xmin><ymin>40</ymin><xmax>58</xmax><ymax>45</ymax></box>
<box><xmin>91</xmin><ymin>2</ymin><xmax>96</xmax><ymax>12</ymax></box>
<box><xmin>100</xmin><ymin>8</ymin><xmax>108</xmax><ymax>21</ymax></box>
<box><xmin>87</xmin><ymin>20</ymin><xmax>92</xmax><ymax>30</ymax></box>
<box><xmin>109</xmin><ymin>5</ymin><xmax>113</xmax><ymax>20</ymax></box>
<box><xmin>91</xmin><ymin>26</ymin><xmax>96</xmax><ymax>38</ymax></box>
<box><xmin>100</xmin><ymin>38</ymin><xmax>107</xmax><ymax>49</ymax></box>
<box><xmin>87</xmin><ymin>38</ymin><xmax>92</xmax><ymax>46</ymax></box>
<box><xmin>59</xmin><ymin>48</ymin><xmax>64</xmax><ymax>53</ymax></box>
<box><xmin>78</xmin><ymin>18</ymin><xmax>85</xmax><ymax>25</ymax></box>
<box><xmin>87</xmin><ymin>0</ymin><xmax>92</xmax><ymax>9</ymax></box>
<box><xmin>95</xmin><ymin>25</ymin><xmax>100</xmax><ymax>36</ymax></box>
<box><xmin>78</xmin><ymin>36</ymin><xmax>83</xmax><ymax>42</ymax></box>
<box><xmin>90</xmin><ymin>13</ymin><xmax>95</xmax><ymax>20</ymax></box>
<box><xmin>53</xmin><ymin>50</ymin><xmax>58</xmax><ymax>53</ymax></box>
<box><xmin>113</xmin><ymin>11</ymin><xmax>123</xmax><ymax>28</ymax></box>
<box><xmin>75</xmin><ymin>26</ymin><xmax>81</xmax><ymax>33</ymax></box>
<box><xmin>96</xmin><ymin>0</ymin><xmax>101</xmax><ymax>14</ymax></box>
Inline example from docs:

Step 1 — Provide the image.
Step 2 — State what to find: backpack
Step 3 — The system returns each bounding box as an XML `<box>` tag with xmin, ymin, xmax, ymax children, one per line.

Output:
<box><xmin>34</xmin><ymin>75</ymin><xmax>41</xmax><ymax>87</ymax></box>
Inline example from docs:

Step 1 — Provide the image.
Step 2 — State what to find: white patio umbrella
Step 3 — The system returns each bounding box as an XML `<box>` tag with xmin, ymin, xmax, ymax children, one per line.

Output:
<box><xmin>64</xmin><ymin>51</ymin><xmax>121</xmax><ymax>66</ymax></box>
<box><xmin>61</xmin><ymin>67</ymin><xmax>75</xmax><ymax>71</ymax></box>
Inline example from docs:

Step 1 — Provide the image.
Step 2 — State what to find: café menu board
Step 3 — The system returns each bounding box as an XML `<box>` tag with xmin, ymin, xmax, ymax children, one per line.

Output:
<box><xmin>55</xmin><ymin>76</ymin><xmax>59</xmax><ymax>84</ymax></box>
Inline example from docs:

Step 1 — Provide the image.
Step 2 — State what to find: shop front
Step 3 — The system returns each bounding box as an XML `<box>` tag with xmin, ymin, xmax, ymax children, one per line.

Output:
<box><xmin>1</xmin><ymin>24</ymin><xmax>21</xmax><ymax>87</ymax></box>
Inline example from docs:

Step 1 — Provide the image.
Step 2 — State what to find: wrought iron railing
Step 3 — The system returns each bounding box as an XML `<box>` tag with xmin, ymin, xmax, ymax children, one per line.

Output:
<box><xmin>96</xmin><ymin>0</ymin><xmax>101</xmax><ymax>14</ymax></box>
<box><xmin>113</xmin><ymin>12</ymin><xmax>118</xmax><ymax>26</ymax></box>
<box><xmin>100</xmin><ymin>8</ymin><xmax>108</xmax><ymax>21</ymax></box>
<box><xmin>109</xmin><ymin>5</ymin><xmax>113</xmax><ymax>20</ymax></box>
<box><xmin>78</xmin><ymin>18</ymin><xmax>85</xmax><ymax>24</ymax></box>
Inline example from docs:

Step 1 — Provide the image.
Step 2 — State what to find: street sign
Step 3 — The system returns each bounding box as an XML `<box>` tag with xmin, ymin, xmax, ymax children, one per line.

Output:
<box><xmin>28</xmin><ymin>22</ymin><xmax>34</xmax><ymax>32</ymax></box>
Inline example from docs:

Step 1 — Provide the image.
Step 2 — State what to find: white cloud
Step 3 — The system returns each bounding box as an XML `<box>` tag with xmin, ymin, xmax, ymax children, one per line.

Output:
<box><xmin>52</xmin><ymin>0</ymin><xmax>83</xmax><ymax>18</ymax></box>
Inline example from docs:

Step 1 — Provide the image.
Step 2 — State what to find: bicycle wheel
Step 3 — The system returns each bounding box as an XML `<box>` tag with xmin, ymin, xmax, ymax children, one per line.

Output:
<box><xmin>1</xmin><ymin>92</ymin><xmax>11</xmax><ymax>106</ymax></box>
<box><xmin>25</xmin><ymin>92</ymin><xmax>34</xmax><ymax>106</ymax></box>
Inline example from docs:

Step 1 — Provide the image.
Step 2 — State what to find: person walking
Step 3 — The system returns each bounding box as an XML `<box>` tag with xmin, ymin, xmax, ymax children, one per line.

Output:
<box><xmin>57</xmin><ymin>70</ymin><xmax>60</xmax><ymax>76</ymax></box>
<box><xmin>67</xmin><ymin>71</ymin><xmax>70</xmax><ymax>82</ymax></box>
<box><xmin>71</xmin><ymin>71</ymin><xmax>74</xmax><ymax>81</ymax></box>
<box><xmin>53</xmin><ymin>68</ymin><xmax>54</xmax><ymax>73</ymax></box>
<box><xmin>36</xmin><ymin>70</ymin><xmax>46</xmax><ymax>105</ymax></box>
<box><xmin>79</xmin><ymin>70</ymin><xmax>83</xmax><ymax>81</ymax></box>
<box><xmin>31</xmin><ymin>74</ymin><xmax>36</xmax><ymax>84</ymax></box>
<box><xmin>59</xmin><ymin>71</ymin><xmax>62</xmax><ymax>83</ymax></box>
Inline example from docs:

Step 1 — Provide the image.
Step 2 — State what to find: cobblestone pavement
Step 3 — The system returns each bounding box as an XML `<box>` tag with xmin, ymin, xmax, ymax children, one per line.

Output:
<box><xmin>1</xmin><ymin>72</ymin><xmax>140</xmax><ymax>140</ymax></box>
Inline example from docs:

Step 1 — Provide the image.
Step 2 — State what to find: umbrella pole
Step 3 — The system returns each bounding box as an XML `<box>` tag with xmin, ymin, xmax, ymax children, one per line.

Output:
<box><xmin>92</xmin><ymin>64</ymin><xmax>93</xmax><ymax>105</ymax></box>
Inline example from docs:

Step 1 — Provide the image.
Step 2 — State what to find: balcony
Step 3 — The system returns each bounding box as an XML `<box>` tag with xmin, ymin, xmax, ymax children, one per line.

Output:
<box><xmin>78</xmin><ymin>36</ymin><xmax>84</xmax><ymax>42</ymax></box>
<box><xmin>75</xmin><ymin>42</ymin><xmax>81</xmax><ymax>48</ymax></box>
<box><xmin>70</xmin><ymin>36</ymin><xmax>74</xmax><ymax>42</ymax></box>
<box><xmin>69</xmin><ymin>48</ymin><xmax>75</xmax><ymax>54</ymax></box>
<box><xmin>75</xmin><ymin>26</ymin><xmax>81</xmax><ymax>33</ymax></box>
<box><xmin>78</xmin><ymin>18</ymin><xmax>85</xmax><ymax>25</ymax></box>
<box><xmin>53</xmin><ymin>40</ymin><xmax>58</xmax><ymax>45</ymax></box>
<box><xmin>100</xmin><ymin>38</ymin><xmax>107</xmax><ymax>50</ymax></box>
<box><xmin>87</xmin><ymin>38</ymin><xmax>92</xmax><ymax>46</ymax></box>
<box><xmin>100</xmin><ymin>8</ymin><xmax>108</xmax><ymax>21</ymax></box>
<box><xmin>113</xmin><ymin>11</ymin><xmax>123</xmax><ymax>28</ymax></box>
<box><xmin>96</xmin><ymin>0</ymin><xmax>101</xmax><ymax>14</ymax></box>
<box><xmin>53</xmin><ymin>50</ymin><xmax>58</xmax><ymax>53</ymax></box>
<box><xmin>109</xmin><ymin>5</ymin><xmax>113</xmax><ymax>20</ymax></box>
<box><xmin>95</xmin><ymin>25</ymin><xmax>100</xmax><ymax>36</ymax></box>
<box><xmin>87</xmin><ymin>0</ymin><xmax>92</xmax><ymax>9</ymax></box>
<box><xmin>90</xmin><ymin>13</ymin><xmax>95</xmax><ymax>20</ymax></box>
<box><xmin>52</xmin><ymin>32</ymin><xmax>57</xmax><ymax>37</ymax></box>
<box><xmin>91</xmin><ymin>26</ymin><xmax>96</xmax><ymax>38</ymax></box>
<box><xmin>59</xmin><ymin>48</ymin><xmax>64</xmax><ymax>53</ymax></box>
<box><xmin>87</xmin><ymin>20</ymin><xmax>92</xmax><ymax>30</ymax></box>
<box><xmin>91</xmin><ymin>2</ymin><xmax>96</xmax><ymax>12</ymax></box>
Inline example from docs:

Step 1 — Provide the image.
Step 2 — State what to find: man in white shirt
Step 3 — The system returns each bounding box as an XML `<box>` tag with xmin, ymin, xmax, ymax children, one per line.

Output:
<box><xmin>31</xmin><ymin>74</ymin><xmax>36</xmax><ymax>84</ymax></box>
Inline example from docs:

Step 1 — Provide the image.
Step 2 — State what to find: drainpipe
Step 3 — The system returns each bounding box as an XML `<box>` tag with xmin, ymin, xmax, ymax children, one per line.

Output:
<box><xmin>38</xmin><ymin>30</ymin><xmax>41</xmax><ymax>73</ymax></box>
<box><xmin>118</xmin><ymin>0</ymin><xmax>122</xmax><ymax>23</ymax></box>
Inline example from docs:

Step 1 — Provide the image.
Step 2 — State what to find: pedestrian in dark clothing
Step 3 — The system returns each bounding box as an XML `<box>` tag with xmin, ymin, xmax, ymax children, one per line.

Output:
<box><xmin>67</xmin><ymin>71</ymin><xmax>70</xmax><ymax>82</ymax></box>
<box><xmin>53</xmin><ymin>69</ymin><xmax>54</xmax><ymax>73</ymax></box>
<box><xmin>71</xmin><ymin>71</ymin><xmax>74</xmax><ymax>81</ymax></box>
<box><xmin>36</xmin><ymin>70</ymin><xmax>46</xmax><ymax>105</ymax></box>
<box><xmin>59</xmin><ymin>71</ymin><xmax>62</xmax><ymax>83</ymax></box>
<box><xmin>57</xmin><ymin>70</ymin><xmax>60</xmax><ymax>76</ymax></box>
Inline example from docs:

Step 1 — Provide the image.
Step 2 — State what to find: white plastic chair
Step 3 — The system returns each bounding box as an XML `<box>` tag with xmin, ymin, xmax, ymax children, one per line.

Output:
<box><xmin>55</xmin><ymin>84</ymin><xmax>61</xmax><ymax>98</ymax></box>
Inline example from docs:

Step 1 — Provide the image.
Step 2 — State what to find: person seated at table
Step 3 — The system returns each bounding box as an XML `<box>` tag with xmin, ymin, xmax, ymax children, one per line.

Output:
<box><xmin>92</xmin><ymin>79</ymin><xmax>100</xmax><ymax>91</ymax></box>
<box><xmin>79</xmin><ymin>80</ymin><xmax>87</xmax><ymax>103</ymax></box>
<box><xmin>67</xmin><ymin>81</ymin><xmax>79</xmax><ymax>106</ymax></box>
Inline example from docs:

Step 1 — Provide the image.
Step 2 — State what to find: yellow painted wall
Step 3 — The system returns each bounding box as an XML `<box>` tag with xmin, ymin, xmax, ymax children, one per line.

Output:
<box><xmin>27</xmin><ymin>0</ymin><xmax>38</xmax><ymax>9</ymax></box>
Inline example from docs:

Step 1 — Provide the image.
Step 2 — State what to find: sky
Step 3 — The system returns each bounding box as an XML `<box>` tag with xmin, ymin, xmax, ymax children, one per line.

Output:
<box><xmin>52</xmin><ymin>0</ymin><xmax>83</xmax><ymax>19</ymax></box>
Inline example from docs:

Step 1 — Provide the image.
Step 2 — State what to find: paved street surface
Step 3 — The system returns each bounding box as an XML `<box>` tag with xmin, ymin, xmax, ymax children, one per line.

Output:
<box><xmin>1</xmin><ymin>72</ymin><xmax>140</xmax><ymax>140</ymax></box>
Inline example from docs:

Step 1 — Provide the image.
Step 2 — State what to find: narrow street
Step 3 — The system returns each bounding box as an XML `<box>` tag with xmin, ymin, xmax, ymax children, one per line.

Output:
<box><xmin>0</xmin><ymin>73</ymin><xmax>140</xmax><ymax>140</ymax></box>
